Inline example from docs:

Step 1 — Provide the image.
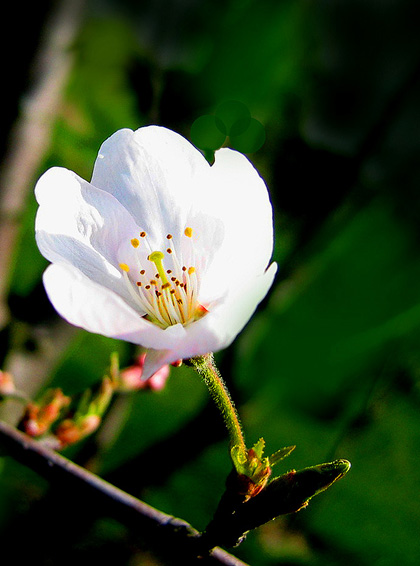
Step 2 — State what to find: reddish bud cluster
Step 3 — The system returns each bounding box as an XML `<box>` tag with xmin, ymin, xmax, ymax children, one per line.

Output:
<box><xmin>21</xmin><ymin>389</ymin><xmax>71</xmax><ymax>437</ymax></box>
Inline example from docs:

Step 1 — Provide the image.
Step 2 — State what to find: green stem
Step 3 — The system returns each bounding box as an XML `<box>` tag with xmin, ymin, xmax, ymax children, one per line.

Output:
<box><xmin>188</xmin><ymin>354</ymin><xmax>247</xmax><ymax>460</ymax></box>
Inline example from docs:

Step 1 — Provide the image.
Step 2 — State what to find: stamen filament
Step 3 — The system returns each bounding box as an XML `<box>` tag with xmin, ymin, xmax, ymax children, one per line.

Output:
<box><xmin>119</xmin><ymin>225</ymin><xmax>205</xmax><ymax>330</ymax></box>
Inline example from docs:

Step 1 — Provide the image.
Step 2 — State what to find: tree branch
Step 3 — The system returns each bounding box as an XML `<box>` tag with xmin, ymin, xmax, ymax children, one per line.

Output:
<box><xmin>0</xmin><ymin>419</ymin><xmax>249</xmax><ymax>566</ymax></box>
<box><xmin>0</xmin><ymin>0</ymin><xmax>85</xmax><ymax>330</ymax></box>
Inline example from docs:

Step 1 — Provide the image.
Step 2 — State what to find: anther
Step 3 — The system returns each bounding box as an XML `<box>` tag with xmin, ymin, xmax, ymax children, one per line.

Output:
<box><xmin>120</xmin><ymin>226</ymin><xmax>205</xmax><ymax>329</ymax></box>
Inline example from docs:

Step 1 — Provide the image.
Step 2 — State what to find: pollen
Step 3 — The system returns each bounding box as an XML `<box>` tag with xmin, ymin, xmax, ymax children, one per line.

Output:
<box><xmin>119</xmin><ymin>227</ymin><xmax>207</xmax><ymax>329</ymax></box>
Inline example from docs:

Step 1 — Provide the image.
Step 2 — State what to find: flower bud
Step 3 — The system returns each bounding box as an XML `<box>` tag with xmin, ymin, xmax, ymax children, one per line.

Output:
<box><xmin>21</xmin><ymin>389</ymin><xmax>71</xmax><ymax>437</ymax></box>
<box><xmin>55</xmin><ymin>414</ymin><xmax>102</xmax><ymax>448</ymax></box>
<box><xmin>230</xmin><ymin>439</ymin><xmax>295</xmax><ymax>502</ymax></box>
<box><xmin>119</xmin><ymin>354</ymin><xmax>170</xmax><ymax>392</ymax></box>
<box><xmin>0</xmin><ymin>370</ymin><xmax>15</xmax><ymax>396</ymax></box>
<box><xmin>53</xmin><ymin>376</ymin><xmax>115</xmax><ymax>448</ymax></box>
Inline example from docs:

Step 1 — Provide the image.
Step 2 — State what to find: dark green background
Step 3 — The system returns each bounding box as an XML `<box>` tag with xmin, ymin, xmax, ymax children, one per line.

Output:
<box><xmin>1</xmin><ymin>0</ymin><xmax>420</xmax><ymax>564</ymax></box>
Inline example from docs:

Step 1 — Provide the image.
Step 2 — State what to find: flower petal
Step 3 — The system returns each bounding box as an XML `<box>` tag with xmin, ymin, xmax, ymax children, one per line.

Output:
<box><xmin>188</xmin><ymin>262</ymin><xmax>278</xmax><ymax>355</ymax></box>
<box><xmin>91</xmin><ymin>126</ymin><xmax>210</xmax><ymax>249</ymax></box>
<box><xmin>196</xmin><ymin>149</ymin><xmax>274</xmax><ymax>302</ymax></box>
<box><xmin>140</xmin><ymin>262</ymin><xmax>278</xmax><ymax>379</ymax></box>
<box><xmin>42</xmin><ymin>263</ymin><xmax>189</xmax><ymax>350</ymax></box>
<box><xmin>142</xmin><ymin>348</ymin><xmax>175</xmax><ymax>380</ymax></box>
<box><xmin>35</xmin><ymin>167</ymin><xmax>144</xmax><ymax>307</ymax></box>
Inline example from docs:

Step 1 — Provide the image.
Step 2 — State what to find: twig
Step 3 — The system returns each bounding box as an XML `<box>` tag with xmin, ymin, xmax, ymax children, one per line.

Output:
<box><xmin>0</xmin><ymin>419</ymin><xmax>249</xmax><ymax>566</ymax></box>
<box><xmin>0</xmin><ymin>0</ymin><xmax>85</xmax><ymax>329</ymax></box>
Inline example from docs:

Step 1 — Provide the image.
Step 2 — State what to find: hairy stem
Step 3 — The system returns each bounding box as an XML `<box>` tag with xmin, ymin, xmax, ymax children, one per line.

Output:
<box><xmin>188</xmin><ymin>354</ymin><xmax>247</xmax><ymax>460</ymax></box>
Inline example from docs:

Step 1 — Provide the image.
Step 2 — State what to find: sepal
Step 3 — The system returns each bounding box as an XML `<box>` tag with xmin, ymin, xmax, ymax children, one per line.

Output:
<box><xmin>202</xmin><ymin>457</ymin><xmax>351</xmax><ymax>550</ymax></box>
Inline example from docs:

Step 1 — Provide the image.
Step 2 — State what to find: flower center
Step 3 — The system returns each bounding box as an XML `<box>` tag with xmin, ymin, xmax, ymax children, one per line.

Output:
<box><xmin>119</xmin><ymin>227</ymin><xmax>208</xmax><ymax>329</ymax></box>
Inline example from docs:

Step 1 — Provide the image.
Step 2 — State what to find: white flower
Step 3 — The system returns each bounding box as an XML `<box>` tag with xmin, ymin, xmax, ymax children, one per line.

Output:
<box><xmin>35</xmin><ymin>126</ymin><xmax>277</xmax><ymax>378</ymax></box>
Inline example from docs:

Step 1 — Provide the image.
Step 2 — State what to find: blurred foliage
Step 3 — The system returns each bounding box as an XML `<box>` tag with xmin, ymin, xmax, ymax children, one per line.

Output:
<box><xmin>1</xmin><ymin>0</ymin><xmax>420</xmax><ymax>564</ymax></box>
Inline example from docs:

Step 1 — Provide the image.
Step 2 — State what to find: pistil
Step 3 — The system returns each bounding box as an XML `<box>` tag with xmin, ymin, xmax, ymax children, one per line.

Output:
<box><xmin>119</xmin><ymin>227</ymin><xmax>206</xmax><ymax>329</ymax></box>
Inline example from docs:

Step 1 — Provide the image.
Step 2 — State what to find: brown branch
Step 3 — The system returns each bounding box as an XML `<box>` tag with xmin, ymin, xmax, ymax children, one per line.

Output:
<box><xmin>0</xmin><ymin>419</ymin><xmax>249</xmax><ymax>566</ymax></box>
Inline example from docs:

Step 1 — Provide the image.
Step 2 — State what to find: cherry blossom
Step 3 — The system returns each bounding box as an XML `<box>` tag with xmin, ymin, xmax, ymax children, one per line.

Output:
<box><xmin>35</xmin><ymin>126</ymin><xmax>276</xmax><ymax>378</ymax></box>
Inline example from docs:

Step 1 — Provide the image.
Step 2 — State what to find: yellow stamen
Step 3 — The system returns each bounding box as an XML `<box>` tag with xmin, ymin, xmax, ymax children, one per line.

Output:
<box><xmin>120</xmin><ymin>227</ymin><xmax>206</xmax><ymax>330</ymax></box>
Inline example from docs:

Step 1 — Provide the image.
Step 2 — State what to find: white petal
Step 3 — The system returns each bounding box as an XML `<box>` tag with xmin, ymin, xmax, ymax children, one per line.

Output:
<box><xmin>141</xmin><ymin>263</ymin><xmax>278</xmax><ymax>376</ymax></box>
<box><xmin>35</xmin><ymin>167</ymin><xmax>142</xmax><ymax>308</ymax></box>
<box><xmin>91</xmin><ymin>126</ymin><xmax>210</xmax><ymax>249</ymax></box>
<box><xmin>43</xmin><ymin>263</ymin><xmax>188</xmax><ymax>350</ymax></box>
<box><xmin>196</xmin><ymin>149</ymin><xmax>274</xmax><ymax>302</ymax></box>
<box><xmin>192</xmin><ymin>263</ymin><xmax>278</xmax><ymax>354</ymax></box>
<box><xmin>141</xmin><ymin>263</ymin><xmax>276</xmax><ymax>378</ymax></box>
<box><xmin>142</xmin><ymin>348</ymin><xmax>174</xmax><ymax>380</ymax></box>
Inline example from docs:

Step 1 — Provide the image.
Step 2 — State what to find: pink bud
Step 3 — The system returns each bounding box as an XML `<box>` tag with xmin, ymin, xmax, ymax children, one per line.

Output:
<box><xmin>55</xmin><ymin>414</ymin><xmax>102</xmax><ymax>448</ymax></box>
<box><xmin>0</xmin><ymin>370</ymin><xmax>15</xmax><ymax>395</ymax></box>
<box><xmin>120</xmin><ymin>354</ymin><xmax>170</xmax><ymax>392</ymax></box>
<box><xmin>55</xmin><ymin>419</ymin><xmax>82</xmax><ymax>447</ymax></box>
<box><xmin>21</xmin><ymin>389</ymin><xmax>71</xmax><ymax>437</ymax></box>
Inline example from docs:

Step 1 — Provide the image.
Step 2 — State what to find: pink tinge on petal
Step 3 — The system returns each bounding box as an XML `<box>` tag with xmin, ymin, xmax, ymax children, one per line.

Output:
<box><xmin>120</xmin><ymin>353</ymin><xmax>170</xmax><ymax>391</ymax></box>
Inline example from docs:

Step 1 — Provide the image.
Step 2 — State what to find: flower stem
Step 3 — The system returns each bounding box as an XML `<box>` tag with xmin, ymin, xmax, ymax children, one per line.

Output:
<box><xmin>188</xmin><ymin>354</ymin><xmax>247</xmax><ymax>461</ymax></box>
